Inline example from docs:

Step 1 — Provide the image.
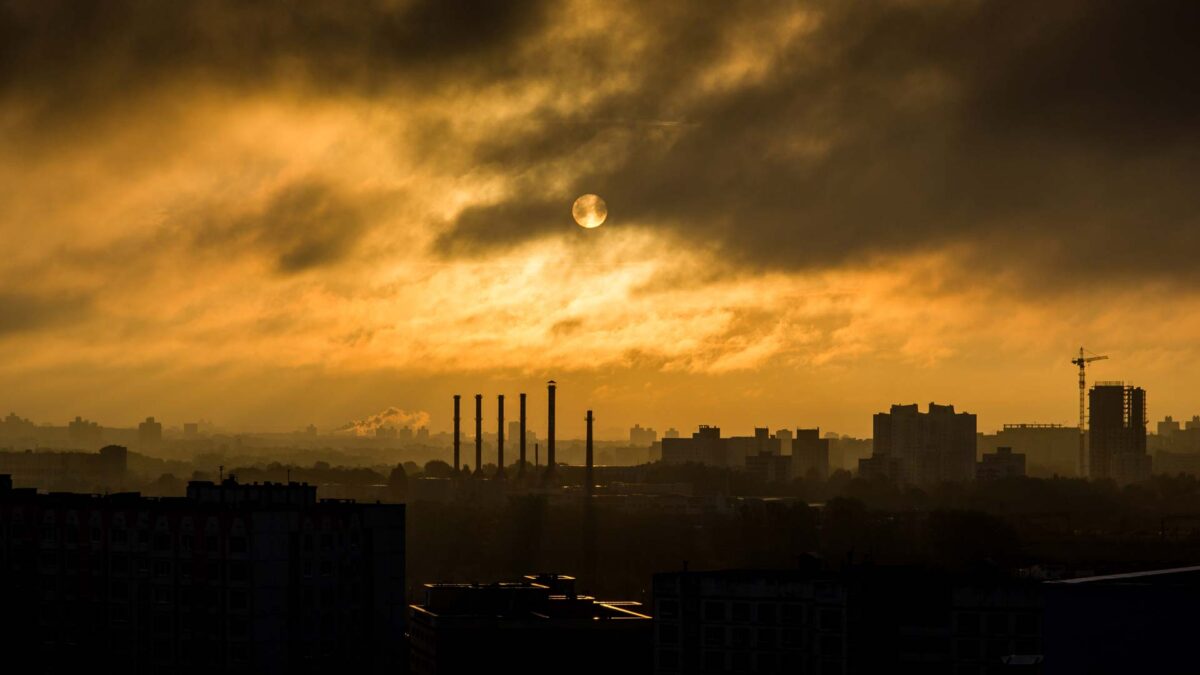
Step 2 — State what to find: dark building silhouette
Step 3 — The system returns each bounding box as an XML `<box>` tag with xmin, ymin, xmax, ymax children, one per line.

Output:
<box><xmin>408</xmin><ymin>573</ymin><xmax>651</xmax><ymax>675</ymax></box>
<box><xmin>860</xmin><ymin>403</ymin><xmax>977</xmax><ymax>485</ymax></box>
<box><xmin>631</xmin><ymin>424</ymin><xmax>659</xmax><ymax>446</ymax></box>
<box><xmin>653</xmin><ymin>567</ymin><xmax>1044</xmax><ymax>674</ymax></box>
<box><xmin>791</xmin><ymin>428</ymin><xmax>830</xmax><ymax>480</ymax></box>
<box><xmin>978</xmin><ymin>446</ymin><xmax>1027</xmax><ymax>480</ymax></box>
<box><xmin>0</xmin><ymin>476</ymin><xmax>405</xmax><ymax>673</ymax></box>
<box><xmin>1087</xmin><ymin>382</ymin><xmax>1150</xmax><ymax>483</ymax></box>
<box><xmin>978</xmin><ymin>424</ymin><xmax>1079</xmax><ymax>478</ymax></box>
<box><xmin>68</xmin><ymin>415</ymin><xmax>102</xmax><ymax>447</ymax></box>
<box><xmin>137</xmin><ymin>416</ymin><xmax>162</xmax><ymax>447</ymax></box>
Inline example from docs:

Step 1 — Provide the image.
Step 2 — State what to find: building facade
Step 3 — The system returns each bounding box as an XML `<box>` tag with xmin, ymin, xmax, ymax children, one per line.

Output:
<box><xmin>861</xmin><ymin>403</ymin><xmax>977</xmax><ymax>485</ymax></box>
<box><xmin>0</xmin><ymin>476</ymin><xmax>405</xmax><ymax>674</ymax></box>
<box><xmin>1088</xmin><ymin>383</ymin><xmax>1150</xmax><ymax>483</ymax></box>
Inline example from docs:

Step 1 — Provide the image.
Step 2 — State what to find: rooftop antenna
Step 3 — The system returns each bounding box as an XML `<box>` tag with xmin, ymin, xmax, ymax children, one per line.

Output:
<box><xmin>1071</xmin><ymin>346</ymin><xmax>1109</xmax><ymax>478</ymax></box>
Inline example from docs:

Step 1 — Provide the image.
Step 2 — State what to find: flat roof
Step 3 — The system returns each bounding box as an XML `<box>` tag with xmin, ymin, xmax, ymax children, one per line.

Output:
<box><xmin>1052</xmin><ymin>565</ymin><xmax>1200</xmax><ymax>585</ymax></box>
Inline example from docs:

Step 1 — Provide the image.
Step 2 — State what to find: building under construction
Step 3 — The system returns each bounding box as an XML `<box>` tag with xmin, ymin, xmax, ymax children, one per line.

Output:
<box><xmin>1088</xmin><ymin>382</ymin><xmax>1151</xmax><ymax>484</ymax></box>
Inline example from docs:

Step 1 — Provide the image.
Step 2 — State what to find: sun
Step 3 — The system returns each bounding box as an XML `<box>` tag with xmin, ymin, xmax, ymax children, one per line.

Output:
<box><xmin>572</xmin><ymin>194</ymin><xmax>608</xmax><ymax>229</ymax></box>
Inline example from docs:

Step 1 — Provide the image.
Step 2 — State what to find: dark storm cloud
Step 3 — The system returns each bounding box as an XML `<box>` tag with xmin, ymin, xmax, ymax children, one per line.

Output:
<box><xmin>193</xmin><ymin>180</ymin><xmax>371</xmax><ymax>274</ymax></box>
<box><xmin>0</xmin><ymin>291</ymin><xmax>91</xmax><ymax>335</ymax></box>
<box><xmin>0</xmin><ymin>0</ymin><xmax>548</xmax><ymax>122</ymax></box>
<box><xmin>442</xmin><ymin>0</ymin><xmax>1200</xmax><ymax>285</ymax></box>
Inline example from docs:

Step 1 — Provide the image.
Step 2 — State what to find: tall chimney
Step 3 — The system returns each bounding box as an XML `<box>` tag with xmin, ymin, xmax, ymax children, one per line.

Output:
<box><xmin>453</xmin><ymin>395</ymin><xmax>461</xmax><ymax>473</ymax></box>
<box><xmin>496</xmin><ymin>394</ymin><xmax>505</xmax><ymax>478</ymax></box>
<box><xmin>585</xmin><ymin>410</ymin><xmax>594</xmax><ymax>499</ymax></box>
<box><xmin>583</xmin><ymin>409</ymin><xmax>597</xmax><ymax>587</ymax></box>
<box><xmin>518</xmin><ymin>393</ymin><xmax>527</xmax><ymax>477</ymax></box>
<box><xmin>546</xmin><ymin>380</ymin><xmax>556</xmax><ymax>480</ymax></box>
<box><xmin>474</xmin><ymin>394</ymin><xmax>483</xmax><ymax>476</ymax></box>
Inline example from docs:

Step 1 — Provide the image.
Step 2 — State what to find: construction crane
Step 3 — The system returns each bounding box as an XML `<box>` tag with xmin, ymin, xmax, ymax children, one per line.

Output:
<box><xmin>1071</xmin><ymin>347</ymin><xmax>1108</xmax><ymax>478</ymax></box>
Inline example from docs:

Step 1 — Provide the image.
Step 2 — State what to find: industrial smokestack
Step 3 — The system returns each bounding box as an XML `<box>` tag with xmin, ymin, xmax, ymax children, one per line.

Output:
<box><xmin>583</xmin><ymin>409</ymin><xmax>597</xmax><ymax>587</ymax></box>
<box><xmin>585</xmin><ymin>409</ymin><xmax>594</xmax><ymax>499</ymax></box>
<box><xmin>474</xmin><ymin>394</ymin><xmax>482</xmax><ymax>476</ymax></box>
<box><xmin>453</xmin><ymin>395</ymin><xmax>461</xmax><ymax>474</ymax></box>
<box><xmin>518</xmin><ymin>393</ymin><xmax>527</xmax><ymax>477</ymax></box>
<box><xmin>496</xmin><ymin>394</ymin><xmax>505</xmax><ymax>479</ymax></box>
<box><xmin>546</xmin><ymin>380</ymin><xmax>556</xmax><ymax>480</ymax></box>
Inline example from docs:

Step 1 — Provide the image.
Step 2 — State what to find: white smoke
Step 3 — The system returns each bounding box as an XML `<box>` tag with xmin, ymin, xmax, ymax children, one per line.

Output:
<box><xmin>333</xmin><ymin>407</ymin><xmax>431</xmax><ymax>437</ymax></box>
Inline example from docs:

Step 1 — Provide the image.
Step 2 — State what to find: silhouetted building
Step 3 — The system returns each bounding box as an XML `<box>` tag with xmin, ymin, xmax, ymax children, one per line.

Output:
<box><xmin>183</xmin><ymin>422</ymin><xmax>199</xmax><ymax>438</ymax></box>
<box><xmin>979</xmin><ymin>424</ymin><xmax>1079</xmax><ymax>478</ymax></box>
<box><xmin>746</xmin><ymin>452</ymin><xmax>791</xmax><ymax>483</ymax></box>
<box><xmin>664</xmin><ymin>427</ymin><xmax>791</xmax><ymax>469</ymax></box>
<box><xmin>138</xmin><ymin>416</ymin><xmax>162</xmax><ymax>447</ymax></box>
<box><xmin>0</xmin><ymin>412</ymin><xmax>36</xmax><ymax>438</ymax></box>
<box><xmin>1088</xmin><ymin>383</ymin><xmax>1149</xmax><ymax>483</ymax></box>
<box><xmin>862</xmin><ymin>403</ymin><xmax>976</xmax><ymax>485</ymax></box>
<box><xmin>662</xmin><ymin>426</ymin><xmax>729</xmax><ymax>466</ymax></box>
<box><xmin>664</xmin><ymin>428</ymin><xmax>680</xmax><ymax>439</ymax></box>
<box><xmin>0</xmin><ymin>476</ymin><xmax>405</xmax><ymax>673</ymax></box>
<box><xmin>654</xmin><ymin>567</ymin><xmax>1043</xmax><ymax>675</ymax></box>
<box><xmin>978</xmin><ymin>447</ymin><xmax>1027</xmax><ymax>480</ymax></box>
<box><xmin>631</xmin><ymin>424</ymin><xmax>659</xmax><ymax>447</ymax></box>
<box><xmin>409</xmin><ymin>573</ymin><xmax>650</xmax><ymax>675</ymax></box>
<box><xmin>791</xmin><ymin>428</ymin><xmax>830</xmax><ymax>480</ymax></box>
<box><xmin>1157</xmin><ymin>415</ymin><xmax>1180</xmax><ymax>438</ymax></box>
<box><xmin>68</xmin><ymin>415</ymin><xmax>102</xmax><ymax>447</ymax></box>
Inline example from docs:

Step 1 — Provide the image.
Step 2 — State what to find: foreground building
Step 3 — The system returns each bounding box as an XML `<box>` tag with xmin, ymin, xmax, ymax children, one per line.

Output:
<box><xmin>653</xmin><ymin>567</ymin><xmax>1043</xmax><ymax>674</ymax></box>
<box><xmin>409</xmin><ymin>573</ymin><xmax>651</xmax><ymax>675</ymax></box>
<box><xmin>0</xmin><ymin>475</ymin><xmax>406</xmax><ymax>674</ymax></box>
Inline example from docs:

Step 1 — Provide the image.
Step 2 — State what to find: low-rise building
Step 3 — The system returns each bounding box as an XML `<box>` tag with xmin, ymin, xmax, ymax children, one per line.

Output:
<box><xmin>409</xmin><ymin>573</ymin><xmax>651</xmax><ymax>675</ymax></box>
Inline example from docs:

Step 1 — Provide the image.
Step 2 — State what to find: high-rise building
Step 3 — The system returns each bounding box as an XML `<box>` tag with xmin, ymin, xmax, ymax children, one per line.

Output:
<box><xmin>791</xmin><ymin>429</ymin><xmax>830</xmax><ymax>480</ymax></box>
<box><xmin>137</xmin><ymin>416</ymin><xmax>162</xmax><ymax>447</ymax></box>
<box><xmin>0</xmin><ymin>476</ymin><xmax>406</xmax><ymax>673</ymax></box>
<box><xmin>861</xmin><ymin>403</ymin><xmax>976</xmax><ymax>484</ymax></box>
<box><xmin>1088</xmin><ymin>382</ymin><xmax>1150</xmax><ymax>483</ymax></box>
<box><xmin>630</xmin><ymin>424</ymin><xmax>659</xmax><ymax>447</ymax></box>
<box><xmin>1158</xmin><ymin>415</ymin><xmax>1181</xmax><ymax>438</ymax></box>
<box><xmin>663</xmin><ymin>428</ymin><xmax>681</xmax><ymax>439</ymax></box>
<box><xmin>68</xmin><ymin>415</ymin><xmax>102</xmax><ymax>447</ymax></box>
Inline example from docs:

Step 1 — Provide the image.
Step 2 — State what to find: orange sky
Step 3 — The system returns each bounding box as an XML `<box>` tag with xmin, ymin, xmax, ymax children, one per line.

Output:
<box><xmin>1</xmin><ymin>1</ymin><xmax>1197</xmax><ymax>438</ymax></box>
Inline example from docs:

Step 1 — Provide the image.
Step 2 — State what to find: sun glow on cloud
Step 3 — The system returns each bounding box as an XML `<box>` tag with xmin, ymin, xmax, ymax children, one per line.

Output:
<box><xmin>2</xmin><ymin>0</ymin><xmax>1200</xmax><ymax>434</ymax></box>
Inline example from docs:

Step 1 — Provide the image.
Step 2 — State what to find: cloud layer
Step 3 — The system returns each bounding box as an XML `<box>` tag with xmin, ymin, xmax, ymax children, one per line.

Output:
<box><xmin>1</xmin><ymin>0</ymin><xmax>1198</xmax><ymax>433</ymax></box>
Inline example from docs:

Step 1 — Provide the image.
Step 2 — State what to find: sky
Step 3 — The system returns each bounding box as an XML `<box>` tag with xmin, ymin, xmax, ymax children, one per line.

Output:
<box><xmin>1</xmin><ymin>0</ymin><xmax>1198</xmax><ymax>438</ymax></box>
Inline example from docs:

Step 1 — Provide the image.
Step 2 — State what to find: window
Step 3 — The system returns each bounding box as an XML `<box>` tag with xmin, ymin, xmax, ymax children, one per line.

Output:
<box><xmin>756</xmin><ymin>628</ymin><xmax>776</xmax><ymax>648</ymax></box>
<box><xmin>658</xmin><ymin>623</ymin><xmax>679</xmax><ymax>644</ymax></box>
<box><xmin>229</xmin><ymin>535</ymin><xmax>247</xmax><ymax>554</ymax></box>
<box><xmin>704</xmin><ymin>601</ymin><xmax>726</xmax><ymax>622</ymax></box>
<box><xmin>986</xmin><ymin>613</ymin><xmax>1009</xmax><ymax>636</ymax></box>
<box><xmin>956</xmin><ymin>612</ymin><xmax>980</xmax><ymax>636</ymax></box>
<box><xmin>819</xmin><ymin>608</ymin><xmax>842</xmax><ymax>631</ymax></box>
<box><xmin>732</xmin><ymin>602</ymin><xmax>750</xmax><ymax>622</ymax></box>
<box><xmin>757</xmin><ymin>603</ymin><xmax>778</xmax><ymax>624</ymax></box>
<box><xmin>658</xmin><ymin>599</ymin><xmax>679</xmax><ymax>619</ymax></box>
<box><xmin>704</xmin><ymin>625</ymin><xmax>724</xmax><ymax>646</ymax></box>
<box><xmin>781</xmin><ymin>603</ymin><xmax>802</xmax><ymax>625</ymax></box>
